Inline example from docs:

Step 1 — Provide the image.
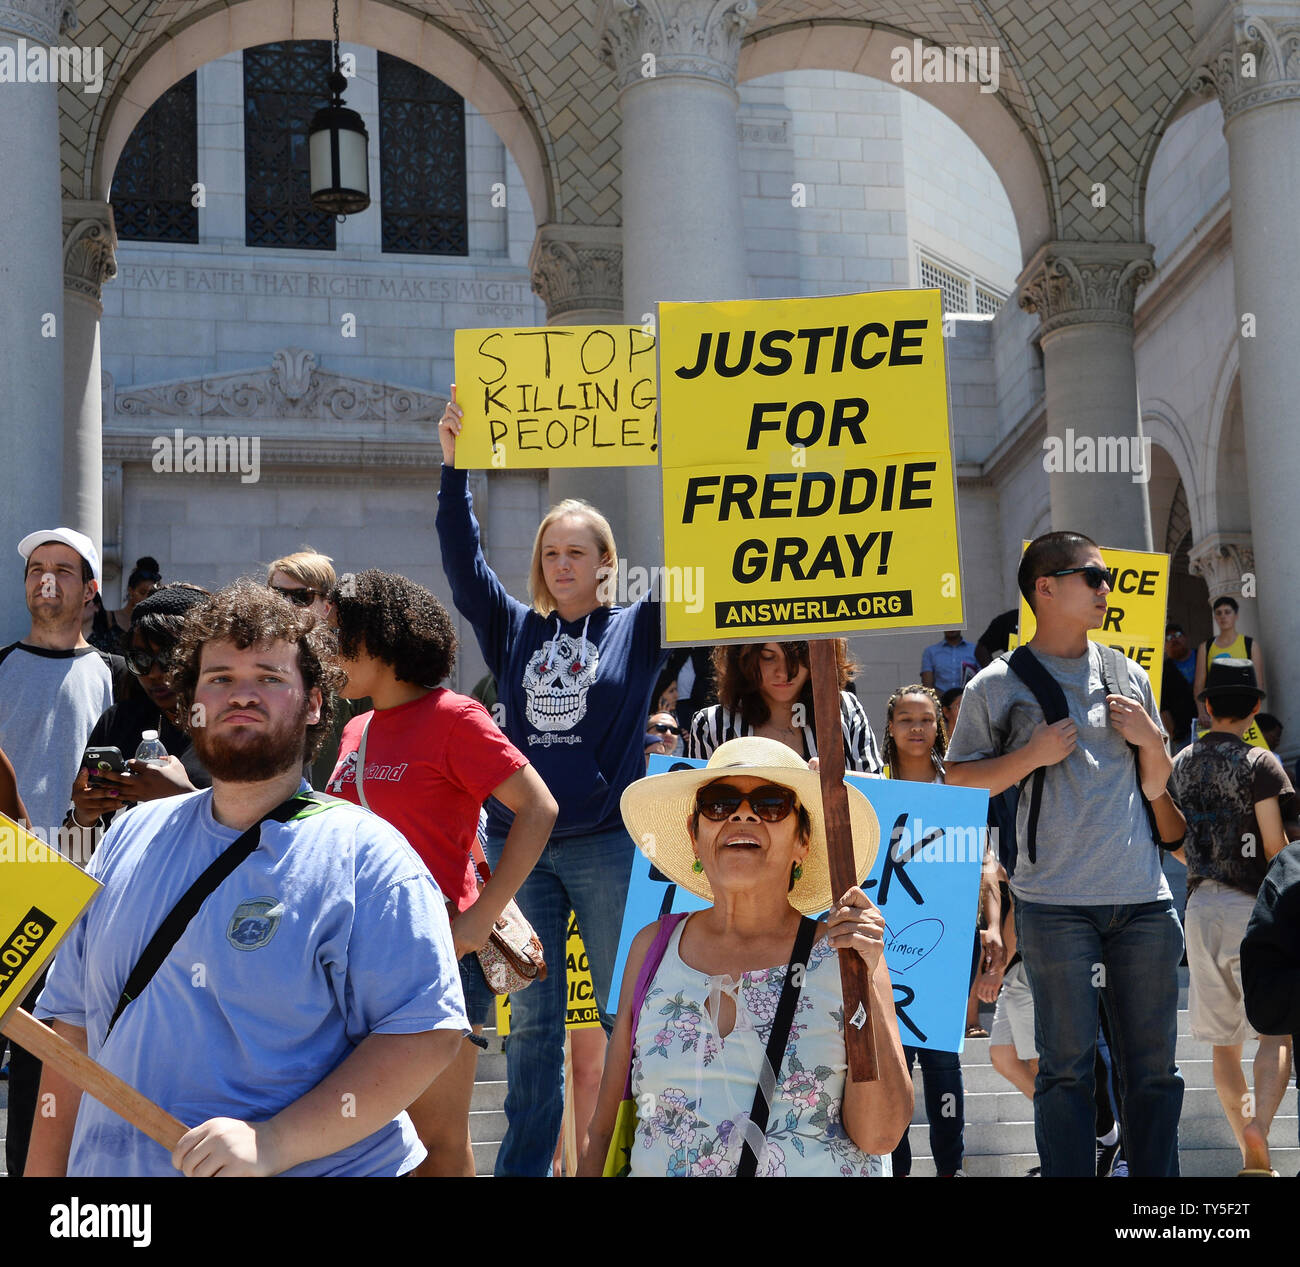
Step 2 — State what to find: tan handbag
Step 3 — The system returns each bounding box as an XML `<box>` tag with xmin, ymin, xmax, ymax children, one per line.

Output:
<box><xmin>471</xmin><ymin>850</ymin><xmax>548</xmax><ymax>995</ymax></box>
<box><xmin>355</xmin><ymin>719</ymin><xmax>545</xmax><ymax>995</ymax></box>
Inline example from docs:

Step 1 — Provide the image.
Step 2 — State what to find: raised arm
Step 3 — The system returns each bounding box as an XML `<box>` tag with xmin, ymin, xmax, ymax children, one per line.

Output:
<box><xmin>436</xmin><ymin>392</ymin><xmax>529</xmax><ymax>669</ymax></box>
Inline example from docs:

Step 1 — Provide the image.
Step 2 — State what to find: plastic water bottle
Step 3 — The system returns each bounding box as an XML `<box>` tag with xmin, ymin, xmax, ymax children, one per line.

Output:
<box><xmin>135</xmin><ymin>730</ymin><xmax>169</xmax><ymax>767</ymax></box>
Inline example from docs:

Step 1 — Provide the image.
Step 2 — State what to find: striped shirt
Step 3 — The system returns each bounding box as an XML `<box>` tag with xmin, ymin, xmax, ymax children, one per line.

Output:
<box><xmin>687</xmin><ymin>691</ymin><xmax>883</xmax><ymax>774</ymax></box>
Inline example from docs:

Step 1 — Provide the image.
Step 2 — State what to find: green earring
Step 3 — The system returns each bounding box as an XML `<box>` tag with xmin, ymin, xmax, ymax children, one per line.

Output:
<box><xmin>691</xmin><ymin>858</ymin><xmax>703</xmax><ymax>874</ymax></box>
<box><xmin>791</xmin><ymin>862</ymin><xmax>803</xmax><ymax>881</ymax></box>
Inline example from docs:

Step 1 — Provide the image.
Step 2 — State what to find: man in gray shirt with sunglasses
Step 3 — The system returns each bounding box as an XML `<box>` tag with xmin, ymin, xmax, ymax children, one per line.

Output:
<box><xmin>946</xmin><ymin>531</ymin><xmax>1185</xmax><ymax>1177</ymax></box>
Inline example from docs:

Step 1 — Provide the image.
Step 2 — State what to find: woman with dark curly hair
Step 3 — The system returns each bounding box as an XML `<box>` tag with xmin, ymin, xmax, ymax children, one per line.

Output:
<box><xmin>326</xmin><ymin>568</ymin><xmax>557</xmax><ymax>1176</ymax></box>
<box><xmin>688</xmin><ymin>640</ymin><xmax>882</xmax><ymax>774</ymax></box>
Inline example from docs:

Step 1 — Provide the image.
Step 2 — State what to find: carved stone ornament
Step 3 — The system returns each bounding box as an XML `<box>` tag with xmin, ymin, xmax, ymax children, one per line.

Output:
<box><xmin>599</xmin><ymin>0</ymin><xmax>758</xmax><ymax>91</ymax></box>
<box><xmin>529</xmin><ymin>225</ymin><xmax>623</xmax><ymax>318</ymax></box>
<box><xmin>1188</xmin><ymin>533</ymin><xmax>1256</xmax><ymax>593</ymax></box>
<box><xmin>1193</xmin><ymin>10</ymin><xmax>1300</xmax><ymax>122</ymax></box>
<box><xmin>1018</xmin><ymin>242</ymin><xmax>1156</xmax><ymax>336</ymax></box>
<box><xmin>0</xmin><ymin>0</ymin><xmax>74</xmax><ymax>42</ymax></box>
<box><xmin>63</xmin><ymin>201</ymin><xmax>118</xmax><ymax>306</ymax></box>
<box><xmin>111</xmin><ymin>348</ymin><xmax>444</xmax><ymax>423</ymax></box>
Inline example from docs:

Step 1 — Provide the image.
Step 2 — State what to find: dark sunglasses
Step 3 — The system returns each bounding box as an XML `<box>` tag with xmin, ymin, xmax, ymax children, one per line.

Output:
<box><xmin>269</xmin><ymin>584</ymin><xmax>322</xmax><ymax>607</ymax></box>
<box><xmin>696</xmin><ymin>782</ymin><xmax>798</xmax><ymax>823</ymax></box>
<box><xmin>1048</xmin><ymin>566</ymin><xmax>1109</xmax><ymax>590</ymax></box>
<box><xmin>126</xmin><ymin>648</ymin><xmax>171</xmax><ymax>676</ymax></box>
<box><xmin>649</xmin><ymin>722</ymin><xmax>682</xmax><ymax>736</ymax></box>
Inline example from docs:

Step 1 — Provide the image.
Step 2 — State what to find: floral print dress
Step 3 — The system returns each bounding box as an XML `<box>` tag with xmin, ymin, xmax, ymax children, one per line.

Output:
<box><xmin>629</xmin><ymin>920</ymin><xmax>889</xmax><ymax>1176</ymax></box>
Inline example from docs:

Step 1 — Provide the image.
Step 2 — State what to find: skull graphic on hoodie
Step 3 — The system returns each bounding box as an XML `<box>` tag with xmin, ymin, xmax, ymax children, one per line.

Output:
<box><xmin>523</xmin><ymin>621</ymin><xmax>600</xmax><ymax>731</ymax></box>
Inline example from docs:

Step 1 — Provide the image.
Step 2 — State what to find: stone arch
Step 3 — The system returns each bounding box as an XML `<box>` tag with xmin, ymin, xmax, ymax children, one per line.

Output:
<box><xmin>89</xmin><ymin>0</ymin><xmax>553</xmax><ymax>225</ymax></box>
<box><xmin>1133</xmin><ymin>87</ymin><xmax>1221</xmax><ymax>247</ymax></box>
<box><xmin>1141</xmin><ymin>399</ymin><xmax>1203</xmax><ymax>542</ymax></box>
<box><xmin>1203</xmin><ymin>340</ymin><xmax>1249</xmax><ymax>536</ymax></box>
<box><xmin>738</xmin><ymin>22</ymin><xmax>1052</xmax><ymax>259</ymax></box>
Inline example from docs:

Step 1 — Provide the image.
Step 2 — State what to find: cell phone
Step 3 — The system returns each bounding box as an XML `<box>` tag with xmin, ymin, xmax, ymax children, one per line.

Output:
<box><xmin>83</xmin><ymin>746</ymin><xmax>127</xmax><ymax>785</ymax></box>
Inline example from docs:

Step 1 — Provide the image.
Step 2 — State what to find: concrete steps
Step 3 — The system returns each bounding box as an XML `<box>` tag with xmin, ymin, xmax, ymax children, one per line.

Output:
<box><xmin>470</xmin><ymin>1031</ymin><xmax>506</xmax><ymax>1174</ymax></box>
<box><xmin>905</xmin><ymin>987</ymin><xmax>1300</xmax><ymax>1177</ymax></box>
<box><xmin>468</xmin><ymin>984</ymin><xmax>1300</xmax><ymax>1178</ymax></box>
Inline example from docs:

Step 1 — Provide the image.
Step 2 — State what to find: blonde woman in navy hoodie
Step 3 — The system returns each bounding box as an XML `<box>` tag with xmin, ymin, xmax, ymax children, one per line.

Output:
<box><xmin>437</xmin><ymin>395</ymin><xmax>668</xmax><ymax>1176</ymax></box>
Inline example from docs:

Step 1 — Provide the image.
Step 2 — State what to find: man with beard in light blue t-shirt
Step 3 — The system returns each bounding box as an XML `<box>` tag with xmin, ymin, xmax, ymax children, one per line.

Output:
<box><xmin>27</xmin><ymin>580</ymin><xmax>468</xmax><ymax>1177</ymax></box>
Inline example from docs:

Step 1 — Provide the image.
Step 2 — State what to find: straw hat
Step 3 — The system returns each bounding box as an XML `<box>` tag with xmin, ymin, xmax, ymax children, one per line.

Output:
<box><xmin>620</xmin><ymin>736</ymin><xmax>880</xmax><ymax>916</ymax></box>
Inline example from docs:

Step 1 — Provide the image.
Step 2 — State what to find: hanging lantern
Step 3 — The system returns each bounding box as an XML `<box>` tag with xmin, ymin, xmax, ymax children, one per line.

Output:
<box><xmin>309</xmin><ymin>0</ymin><xmax>369</xmax><ymax>216</ymax></box>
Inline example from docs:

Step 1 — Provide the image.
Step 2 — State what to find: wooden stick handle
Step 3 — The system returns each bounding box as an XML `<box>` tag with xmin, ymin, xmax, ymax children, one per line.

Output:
<box><xmin>2</xmin><ymin>1007</ymin><xmax>188</xmax><ymax>1152</ymax></box>
<box><xmin>808</xmin><ymin>639</ymin><xmax>879</xmax><ymax>1082</ymax></box>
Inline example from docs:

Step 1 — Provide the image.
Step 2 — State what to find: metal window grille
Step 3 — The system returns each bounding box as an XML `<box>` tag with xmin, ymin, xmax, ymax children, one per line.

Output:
<box><xmin>917</xmin><ymin>254</ymin><xmax>970</xmax><ymax>314</ymax></box>
<box><xmin>243</xmin><ymin>42</ymin><xmax>337</xmax><ymax>250</ymax></box>
<box><xmin>378</xmin><ymin>53</ymin><xmax>468</xmax><ymax>255</ymax></box>
<box><xmin>110</xmin><ymin>73</ymin><xmax>199</xmax><ymax>243</ymax></box>
<box><xmin>974</xmin><ymin>284</ymin><xmax>1005</xmax><ymax>316</ymax></box>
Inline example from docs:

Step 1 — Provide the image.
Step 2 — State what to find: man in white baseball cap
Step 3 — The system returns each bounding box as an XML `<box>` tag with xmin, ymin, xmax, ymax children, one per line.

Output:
<box><xmin>16</xmin><ymin>526</ymin><xmax>102</xmax><ymax>586</ymax></box>
<box><xmin>1</xmin><ymin>525</ymin><xmax>115</xmax><ymax>1177</ymax></box>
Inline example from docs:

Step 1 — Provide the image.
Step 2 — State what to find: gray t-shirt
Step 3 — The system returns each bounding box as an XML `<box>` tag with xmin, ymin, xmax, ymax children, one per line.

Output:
<box><xmin>945</xmin><ymin>642</ymin><xmax>1170</xmax><ymax>906</ymax></box>
<box><xmin>0</xmin><ymin>642</ymin><xmax>114</xmax><ymax>848</ymax></box>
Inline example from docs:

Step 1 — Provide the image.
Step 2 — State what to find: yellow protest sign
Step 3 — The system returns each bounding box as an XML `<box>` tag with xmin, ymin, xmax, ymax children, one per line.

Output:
<box><xmin>657</xmin><ymin>289</ymin><xmax>962</xmax><ymax>644</ymax></box>
<box><xmin>0</xmin><ymin>814</ymin><xmax>100</xmax><ymax>1020</ymax></box>
<box><xmin>496</xmin><ymin>910</ymin><xmax>601</xmax><ymax>1036</ymax></box>
<box><xmin>453</xmin><ymin>325</ymin><xmax>658</xmax><ymax>468</ymax></box>
<box><xmin>1018</xmin><ymin>544</ymin><xmax>1169</xmax><ymax>704</ymax></box>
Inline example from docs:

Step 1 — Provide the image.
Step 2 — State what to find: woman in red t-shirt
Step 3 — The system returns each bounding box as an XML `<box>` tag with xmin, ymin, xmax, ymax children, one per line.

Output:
<box><xmin>325</xmin><ymin>569</ymin><xmax>557</xmax><ymax>1175</ymax></box>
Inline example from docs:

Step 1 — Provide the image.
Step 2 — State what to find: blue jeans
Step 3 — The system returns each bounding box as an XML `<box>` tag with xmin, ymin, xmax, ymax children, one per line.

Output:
<box><xmin>1015</xmin><ymin>898</ymin><xmax>1184</xmax><ymax>1177</ymax></box>
<box><xmin>485</xmin><ymin>826</ymin><xmax>634</xmax><ymax>1177</ymax></box>
<box><xmin>891</xmin><ymin>1047</ymin><xmax>964</xmax><ymax>1176</ymax></box>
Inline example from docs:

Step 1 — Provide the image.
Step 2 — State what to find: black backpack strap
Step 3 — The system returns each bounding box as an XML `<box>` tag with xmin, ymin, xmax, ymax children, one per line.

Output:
<box><xmin>738</xmin><ymin>915</ymin><xmax>818</xmax><ymax>1178</ymax></box>
<box><xmin>98</xmin><ymin>651</ymin><xmax>130</xmax><ymax>703</ymax></box>
<box><xmin>1005</xmin><ymin>647</ymin><xmax>1070</xmax><ymax>866</ymax></box>
<box><xmin>1097</xmin><ymin>644</ymin><xmax>1163</xmax><ymax>849</ymax></box>
<box><xmin>104</xmin><ymin>791</ymin><xmax>336</xmax><ymax>1042</ymax></box>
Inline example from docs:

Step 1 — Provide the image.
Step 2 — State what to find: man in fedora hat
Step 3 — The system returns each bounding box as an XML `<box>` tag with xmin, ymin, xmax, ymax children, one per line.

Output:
<box><xmin>1167</xmin><ymin>657</ymin><xmax>1296</xmax><ymax>1176</ymax></box>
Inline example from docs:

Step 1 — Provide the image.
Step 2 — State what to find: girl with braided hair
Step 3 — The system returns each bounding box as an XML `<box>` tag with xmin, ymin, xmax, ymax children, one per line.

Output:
<box><xmin>881</xmin><ymin>683</ymin><xmax>948</xmax><ymax>782</ymax></box>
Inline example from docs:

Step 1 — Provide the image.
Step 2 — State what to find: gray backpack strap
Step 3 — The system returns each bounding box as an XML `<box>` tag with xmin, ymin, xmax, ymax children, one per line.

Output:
<box><xmin>1096</xmin><ymin>643</ymin><xmax>1126</xmax><ymax>699</ymax></box>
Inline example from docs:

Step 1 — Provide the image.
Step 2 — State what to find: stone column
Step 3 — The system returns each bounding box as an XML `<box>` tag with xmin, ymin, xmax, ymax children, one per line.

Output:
<box><xmin>528</xmin><ymin>224</ymin><xmax>625</xmax><ymax>527</ymax></box>
<box><xmin>600</xmin><ymin>0</ymin><xmax>754</xmax><ymax>576</ymax></box>
<box><xmin>1018</xmin><ymin>242</ymin><xmax>1156</xmax><ymax>550</ymax></box>
<box><xmin>1195</xmin><ymin>4</ymin><xmax>1300</xmax><ymax>736</ymax></box>
<box><xmin>0</xmin><ymin>0</ymin><xmax>72</xmax><ymax>639</ymax></box>
<box><xmin>62</xmin><ymin>200</ymin><xmax>118</xmax><ymax>563</ymax></box>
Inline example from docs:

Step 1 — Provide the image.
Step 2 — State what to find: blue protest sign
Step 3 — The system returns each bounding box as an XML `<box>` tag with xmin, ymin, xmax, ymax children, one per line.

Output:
<box><xmin>610</xmin><ymin>756</ymin><xmax>987</xmax><ymax>1053</ymax></box>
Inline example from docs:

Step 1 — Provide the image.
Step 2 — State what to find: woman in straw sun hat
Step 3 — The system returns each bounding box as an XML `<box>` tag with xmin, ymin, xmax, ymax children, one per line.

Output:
<box><xmin>579</xmin><ymin>737</ymin><xmax>913</xmax><ymax>1176</ymax></box>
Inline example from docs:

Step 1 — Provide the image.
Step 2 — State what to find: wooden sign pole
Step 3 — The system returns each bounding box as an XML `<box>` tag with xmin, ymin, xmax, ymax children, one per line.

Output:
<box><xmin>808</xmin><ymin>639</ymin><xmax>878</xmax><ymax>1083</ymax></box>
<box><xmin>1</xmin><ymin>1007</ymin><xmax>187</xmax><ymax>1153</ymax></box>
